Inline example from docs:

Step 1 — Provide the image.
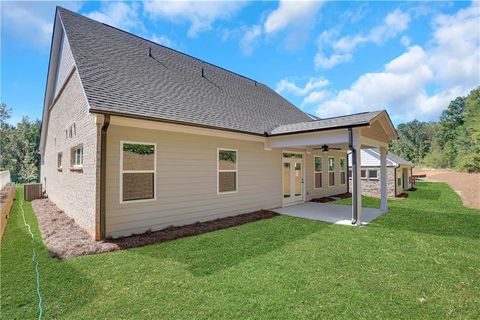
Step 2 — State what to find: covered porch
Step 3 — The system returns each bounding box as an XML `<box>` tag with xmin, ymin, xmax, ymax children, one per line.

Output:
<box><xmin>266</xmin><ymin>110</ymin><xmax>398</xmax><ymax>226</ymax></box>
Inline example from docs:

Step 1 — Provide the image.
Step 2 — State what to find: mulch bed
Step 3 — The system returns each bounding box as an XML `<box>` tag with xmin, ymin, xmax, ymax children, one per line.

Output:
<box><xmin>311</xmin><ymin>192</ymin><xmax>352</xmax><ymax>203</ymax></box>
<box><xmin>31</xmin><ymin>197</ymin><xmax>278</xmax><ymax>259</ymax></box>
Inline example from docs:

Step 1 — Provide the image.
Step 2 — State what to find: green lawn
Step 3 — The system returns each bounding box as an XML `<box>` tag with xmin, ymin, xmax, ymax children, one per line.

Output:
<box><xmin>2</xmin><ymin>182</ymin><xmax>480</xmax><ymax>319</ymax></box>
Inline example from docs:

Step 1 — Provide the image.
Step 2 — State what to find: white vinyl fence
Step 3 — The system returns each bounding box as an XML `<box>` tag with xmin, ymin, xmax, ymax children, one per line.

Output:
<box><xmin>0</xmin><ymin>171</ymin><xmax>11</xmax><ymax>191</ymax></box>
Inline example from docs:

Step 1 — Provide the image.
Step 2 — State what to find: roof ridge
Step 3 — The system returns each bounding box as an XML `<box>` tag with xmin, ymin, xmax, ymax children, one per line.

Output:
<box><xmin>56</xmin><ymin>6</ymin><xmax>264</xmax><ymax>88</ymax></box>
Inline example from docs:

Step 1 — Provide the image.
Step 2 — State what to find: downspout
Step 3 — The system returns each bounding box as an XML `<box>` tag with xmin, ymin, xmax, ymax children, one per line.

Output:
<box><xmin>100</xmin><ymin>115</ymin><xmax>110</xmax><ymax>240</ymax></box>
<box><xmin>348</xmin><ymin>127</ymin><xmax>358</xmax><ymax>224</ymax></box>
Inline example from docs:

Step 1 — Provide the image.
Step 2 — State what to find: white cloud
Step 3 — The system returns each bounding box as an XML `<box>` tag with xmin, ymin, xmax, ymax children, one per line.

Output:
<box><xmin>264</xmin><ymin>0</ymin><xmax>324</xmax><ymax>34</ymax></box>
<box><xmin>302</xmin><ymin>90</ymin><xmax>329</xmax><ymax>105</ymax></box>
<box><xmin>240</xmin><ymin>25</ymin><xmax>262</xmax><ymax>55</ymax></box>
<box><xmin>368</xmin><ymin>9</ymin><xmax>411</xmax><ymax>44</ymax></box>
<box><xmin>276</xmin><ymin>77</ymin><xmax>329</xmax><ymax>96</ymax></box>
<box><xmin>86</xmin><ymin>2</ymin><xmax>142</xmax><ymax>31</ymax></box>
<box><xmin>147</xmin><ymin>34</ymin><xmax>175</xmax><ymax>48</ymax></box>
<box><xmin>401</xmin><ymin>35</ymin><xmax>411</xmax><ymax>47</ymax></box>
<box><xmin>143</xmin><ymin>0</ymin><xmax>246</xmax><ymax>37</ymax></box>
<box><xmin>315</xmin><ymin>8</ymin><xmax>411</xmax><ymax>68</ymax></box>
<box><xmin>314</xmin><ymin>52</ymin><xmax>352</xmax><ymax>69</ymax></box>
<box><xmin>0</xmin><ymin>1</ymin><xmax>82</xmax><ymax>49</ymax></box>
<box><xmin>315</xmin><ymin>3</ymin><xmax>480</xmax><ymax>122</ymax></box>
<box><xmin>236</xmin><ymin>0</ymin><xmax>323</xmax><ymax>55</ymax></box>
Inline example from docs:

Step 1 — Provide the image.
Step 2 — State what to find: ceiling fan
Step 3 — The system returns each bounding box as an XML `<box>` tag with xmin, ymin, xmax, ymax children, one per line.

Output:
<box><xmin>314</xmin><ymin>144</ymin><xmax>342</xmax><ymax>152</ymax></box>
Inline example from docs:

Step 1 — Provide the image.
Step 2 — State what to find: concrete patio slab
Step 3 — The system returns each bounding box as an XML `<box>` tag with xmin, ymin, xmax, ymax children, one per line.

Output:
<box><xmin>273</xmin><ymin>202</ymin><xmax>385</xmax><ymax>226</ymax></box>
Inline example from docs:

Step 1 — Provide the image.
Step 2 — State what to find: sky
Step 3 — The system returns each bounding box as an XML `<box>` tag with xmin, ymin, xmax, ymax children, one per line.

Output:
<box><xmin>1</xmin><ymin>0</ymin><xmax>479</xmax><ymax>126</ymax></box>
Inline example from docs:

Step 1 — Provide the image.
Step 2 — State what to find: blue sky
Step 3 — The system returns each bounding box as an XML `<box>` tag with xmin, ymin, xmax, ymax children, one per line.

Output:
<box><xmin>1</xmin><ymin>1</ymin><xmax>479</xmax><ymax>126</ymax></box>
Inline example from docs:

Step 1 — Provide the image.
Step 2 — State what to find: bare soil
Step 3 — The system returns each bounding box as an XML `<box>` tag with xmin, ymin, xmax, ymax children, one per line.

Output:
<box><xmin>31</xmin><ymin>197</ymin><xmax>279</xmax><ymax>259</ymax></box>
<box><xmin>413</xmin><ymin>168</ymin><xmax>480</xmax><ymax>209</ymax></box>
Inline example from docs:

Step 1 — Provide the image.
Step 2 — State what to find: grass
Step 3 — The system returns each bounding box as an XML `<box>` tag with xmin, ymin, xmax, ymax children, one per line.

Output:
<box><xmin>1</xmin><ymin>182</ymin><xmax>480</xmax><ymax>319</ymax></box>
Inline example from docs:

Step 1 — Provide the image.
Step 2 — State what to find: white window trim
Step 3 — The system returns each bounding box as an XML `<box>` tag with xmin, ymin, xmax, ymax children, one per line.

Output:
<box><xmin>71</xmin><ymin>146</ymin><xmax>83</xmax><ymax>168</ymax></box>
<box><xmin>361</xmin><ymin>169</ymin><xmax>367</xmax><ymax>180</ymax></box>
<box><xmin>339</xmin><ymin>157</ymin><xmax>346</xmax><ymax>185</ymax></box>
<box><xmin>57</xmin><ymin>152</ymin><xmax>63</xmax><ymax>170</ymax></box>
<box><xmin>368</xmin><ymin>169</ymin><xmax>379</xmax><ymax>180</ymax></box>
<box><xmin>120</xmin><ymin>141</ymin><xmax>157</xmax><ymax>204</ymax></box>
<box><xmin>217</xmin><ymin>148</ymin><xmax>238</xmax><ymax>195</ymax></box>
<box><xmin>313</xmin><ymin>155</ymin><xmax>323</xmax><ymax>190</ymax></box>
<box><xmin>328</xmin><ymin>156</ymin><xmax>335</xmax><ymax>187</ymax></box>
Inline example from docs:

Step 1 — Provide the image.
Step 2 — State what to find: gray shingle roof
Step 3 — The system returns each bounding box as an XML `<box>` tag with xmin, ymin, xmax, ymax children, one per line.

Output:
<box><xmin>348</xmin><ymin>149</ymin><xmax>413</xmax><ymax>167</ymax></box>
<box><xmin>269</xmin><ymin>111</ymin><xmax>383</xmax><ymax>135</ymax></box>
<box><xmin>57</xmin><ymin>8</ymin><xmax>312</xmax><ymax>135</ymax></box>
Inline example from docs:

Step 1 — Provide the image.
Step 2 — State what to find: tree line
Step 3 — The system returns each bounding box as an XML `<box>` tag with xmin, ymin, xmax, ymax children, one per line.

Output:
<box><xmin>390</xmin><ymin>87</ymin><xmax>480</xmax><ymax>172</ymax></box>
<box><xmin>0</xmin><ymin>103</ymin><xmax>41</xmax><ymax>183</ymax></box>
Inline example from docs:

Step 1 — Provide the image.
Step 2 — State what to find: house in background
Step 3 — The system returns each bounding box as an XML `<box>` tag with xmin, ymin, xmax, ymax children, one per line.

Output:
<box><xmin>348</xmin><ymin>149</ymin><xmax>413</xmax><ymax>197</ymax></box>
<box><xmin>40</xmin><ymin>8</ymin><xmax>397</xmax><ymax>240</ymax></box>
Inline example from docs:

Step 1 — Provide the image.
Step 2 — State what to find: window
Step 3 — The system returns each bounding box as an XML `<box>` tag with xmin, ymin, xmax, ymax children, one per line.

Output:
<box><xmin>120</xmin><ymin>142</ymin><xmax>156</xmax><ymax>202</ymax></box>
<box><xmin>328</xmin><ymin>157</ymin><xmax>335</xmax><ymax>186</ymax></box>
<box><xmin>339</xmin><ymin>157</ymin><xmax>346</xmax><ymax>185</ymax></box>
<box><xmin>314</xmin><ymin>156</ymin><xmax>322</xmax><ymax>189</ymax></box>
<box><xmin>398</xmin><ymin>177</ymin><xmax>402</xmax><ymax>186</ymax></box>
<box><xmin>71</xmin><ymin>145</ymin><xmax>83</xmax><ymax>168</ymax></box>
<box><xmin>348</xmin><ymin>169</ymin><xmax>352</xmax><ymax>179</ymax></box>
<box><xmin>218</xmin><ymin>149</ymin><xmax>237</xmax><ymax>194</ymax></box>
<box><xmin>57</xmin><ymin>152</ymin><xmax>62</xmax><ymax>170</ymax></box>
<box><xmin>368</xmin><ymin>169</ymin><xmax>378</xmax><ymax>180</ymax></box>
<box><xmin>283</xmin><ymin>152</ymin><xmax>303</xmax><ymax>159</ymax></box>
<box><xmin>361</xmin><ymin>169</ymin><xmax>367</xmax><ymax>179</ymax></box>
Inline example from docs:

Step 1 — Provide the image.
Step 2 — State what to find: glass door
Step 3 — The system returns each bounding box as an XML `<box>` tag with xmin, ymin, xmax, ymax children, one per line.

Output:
<box><xmin>293</xmin><ymin>161</ymin><xmax>303</xmax><ymax>202</ymax></box>
<box><xmin>283</xmin><ymin>154</ymin><xmax>304</xmax><ymax>205</ymax></box>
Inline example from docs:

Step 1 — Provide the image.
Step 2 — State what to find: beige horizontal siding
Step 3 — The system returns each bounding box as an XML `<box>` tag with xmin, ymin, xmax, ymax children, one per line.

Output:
<box><xmin>106</xmin><ymin>126</ymin><xmax>282</xmax><ymax>238</ymax></box>
<box><xmin>305</xmin><ymin>150</ymin><xmax>349</xmax><ymax>200</ymax></box>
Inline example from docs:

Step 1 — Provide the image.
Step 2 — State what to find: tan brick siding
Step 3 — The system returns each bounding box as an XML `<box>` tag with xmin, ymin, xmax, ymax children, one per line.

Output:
<box><xmin>40</xmin><ymin>70</ymin><xmax>99</xmax><ymax>237</ymax></box>
<box><xmin>348</xmin><ymin>166</ymin><xmax>396</xmax><ymax>198</ymax></box>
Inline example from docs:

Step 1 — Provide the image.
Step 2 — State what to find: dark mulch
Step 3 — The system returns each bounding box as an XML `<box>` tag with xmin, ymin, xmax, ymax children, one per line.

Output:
<box><xmin>311</xmin><ymin>192</ymin><xmax>352</xmax><ymax>203</ymax></box>
<box><xmin>397</xmin><ymin>193</ymin><xmax>409</xmax><ymax>198</ymax></box>
<box><xmin>110</xmin><ymin>210</ymin><xmax>279</xmax><ymax>250</ymax></box>
<box><xmin>31</xmin><ymin>197</ymin><xmax>279</xmax><ymax>259</ymax></box>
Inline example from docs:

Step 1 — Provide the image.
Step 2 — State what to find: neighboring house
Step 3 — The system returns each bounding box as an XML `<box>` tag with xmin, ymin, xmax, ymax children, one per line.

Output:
<box><xmin>40</xmin><ymin>8</ymin><xmax>398</xmax><ymax>240</ymax></box>
<box><xmin>347</xmin><ymin>149</ymin><xmax>413</xmax><ymax>197</ymax></box>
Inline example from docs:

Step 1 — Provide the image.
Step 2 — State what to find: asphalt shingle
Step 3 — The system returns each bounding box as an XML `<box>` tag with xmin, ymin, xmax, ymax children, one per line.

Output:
<box><xmin>269</xmin><ymin>111</ymin><xmax>383</xmax><ymax>135</ymax></box>
<box><xmin>58</xmin><ymin>8</ymin><xmax>312</xmax><ymax>135</ymax></box>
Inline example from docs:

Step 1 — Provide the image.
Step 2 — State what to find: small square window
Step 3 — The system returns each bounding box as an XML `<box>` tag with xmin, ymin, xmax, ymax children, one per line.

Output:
<box><xmin>361</xmin><ymin>170</ymin><xmax>367</xmax><ymax>179</ymax></box>
<box><xmin>368</xmin><ymin>170</ymin><xmax>378</xmax><ymax>180</ymax></box>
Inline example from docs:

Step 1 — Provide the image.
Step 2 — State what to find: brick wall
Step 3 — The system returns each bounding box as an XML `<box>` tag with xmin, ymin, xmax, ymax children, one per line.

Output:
<box><xmin>348</xmin><ymin>166</ymin><xmax>396</xmax><ymax>198</ymax></box>
<box><xmin>40</xmin><ymin>70</ymin><xmax>100</xmax><ymax>237</ymax></box>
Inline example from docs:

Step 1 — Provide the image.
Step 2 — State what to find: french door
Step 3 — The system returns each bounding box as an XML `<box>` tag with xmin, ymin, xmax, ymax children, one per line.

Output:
<box><xmin>283</xmin><ymin>156</ymin><xmax>304</xmax><ymax>205</ymax></box>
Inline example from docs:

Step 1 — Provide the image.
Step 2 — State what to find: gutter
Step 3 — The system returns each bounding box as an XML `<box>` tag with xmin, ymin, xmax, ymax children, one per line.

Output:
<box><xmin>99</xmin><ymin>115</ymin><xmax>110</xmax><ymax>240</ymax></box>
<box><xmin>348</xmin><ymin>127</ymin><xmax>358</xmax><ymax>224</ymax></box>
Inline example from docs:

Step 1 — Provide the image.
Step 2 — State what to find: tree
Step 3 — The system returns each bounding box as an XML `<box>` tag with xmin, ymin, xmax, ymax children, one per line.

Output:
<box><xmin>0</xmin><ymin>102</ymin><xmax>13</xmax><ymax>171</ymax></box>
<box><xmin>0</xmin><ymin>104</ymin><xmax>41</xmax><ymax>183</ymax></box>
<box><xmin>390</xmin><ymin>120</ymin><xmax>434</xmax><ymax>164</ymax></box>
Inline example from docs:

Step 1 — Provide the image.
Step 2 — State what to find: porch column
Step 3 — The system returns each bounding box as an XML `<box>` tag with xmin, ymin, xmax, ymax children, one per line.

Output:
<box><xmin>351</xmin><ymin>129</ymin><xmax>362</xmax><ymax>226</ymax></box>
<box><xmin>380</xmin><ymin>146</ymin><xmax>388</xmax><ymax>211</ymax></box>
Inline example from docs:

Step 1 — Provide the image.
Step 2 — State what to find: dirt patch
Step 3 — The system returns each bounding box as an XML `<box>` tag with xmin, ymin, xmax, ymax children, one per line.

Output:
<box><xmin>311</xmin><ymin>192</ymin><xmax>352</xmax><ymax>203</ymax></box>
<box><xmin>31</xmin><ymin>198</ymin><xmax>279</xmax><ymax>259</ymax></box>
<box><xmin>413</xmin><ymin>168</ymin><xmax>480</xmax><ymax>209</ymax></box>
